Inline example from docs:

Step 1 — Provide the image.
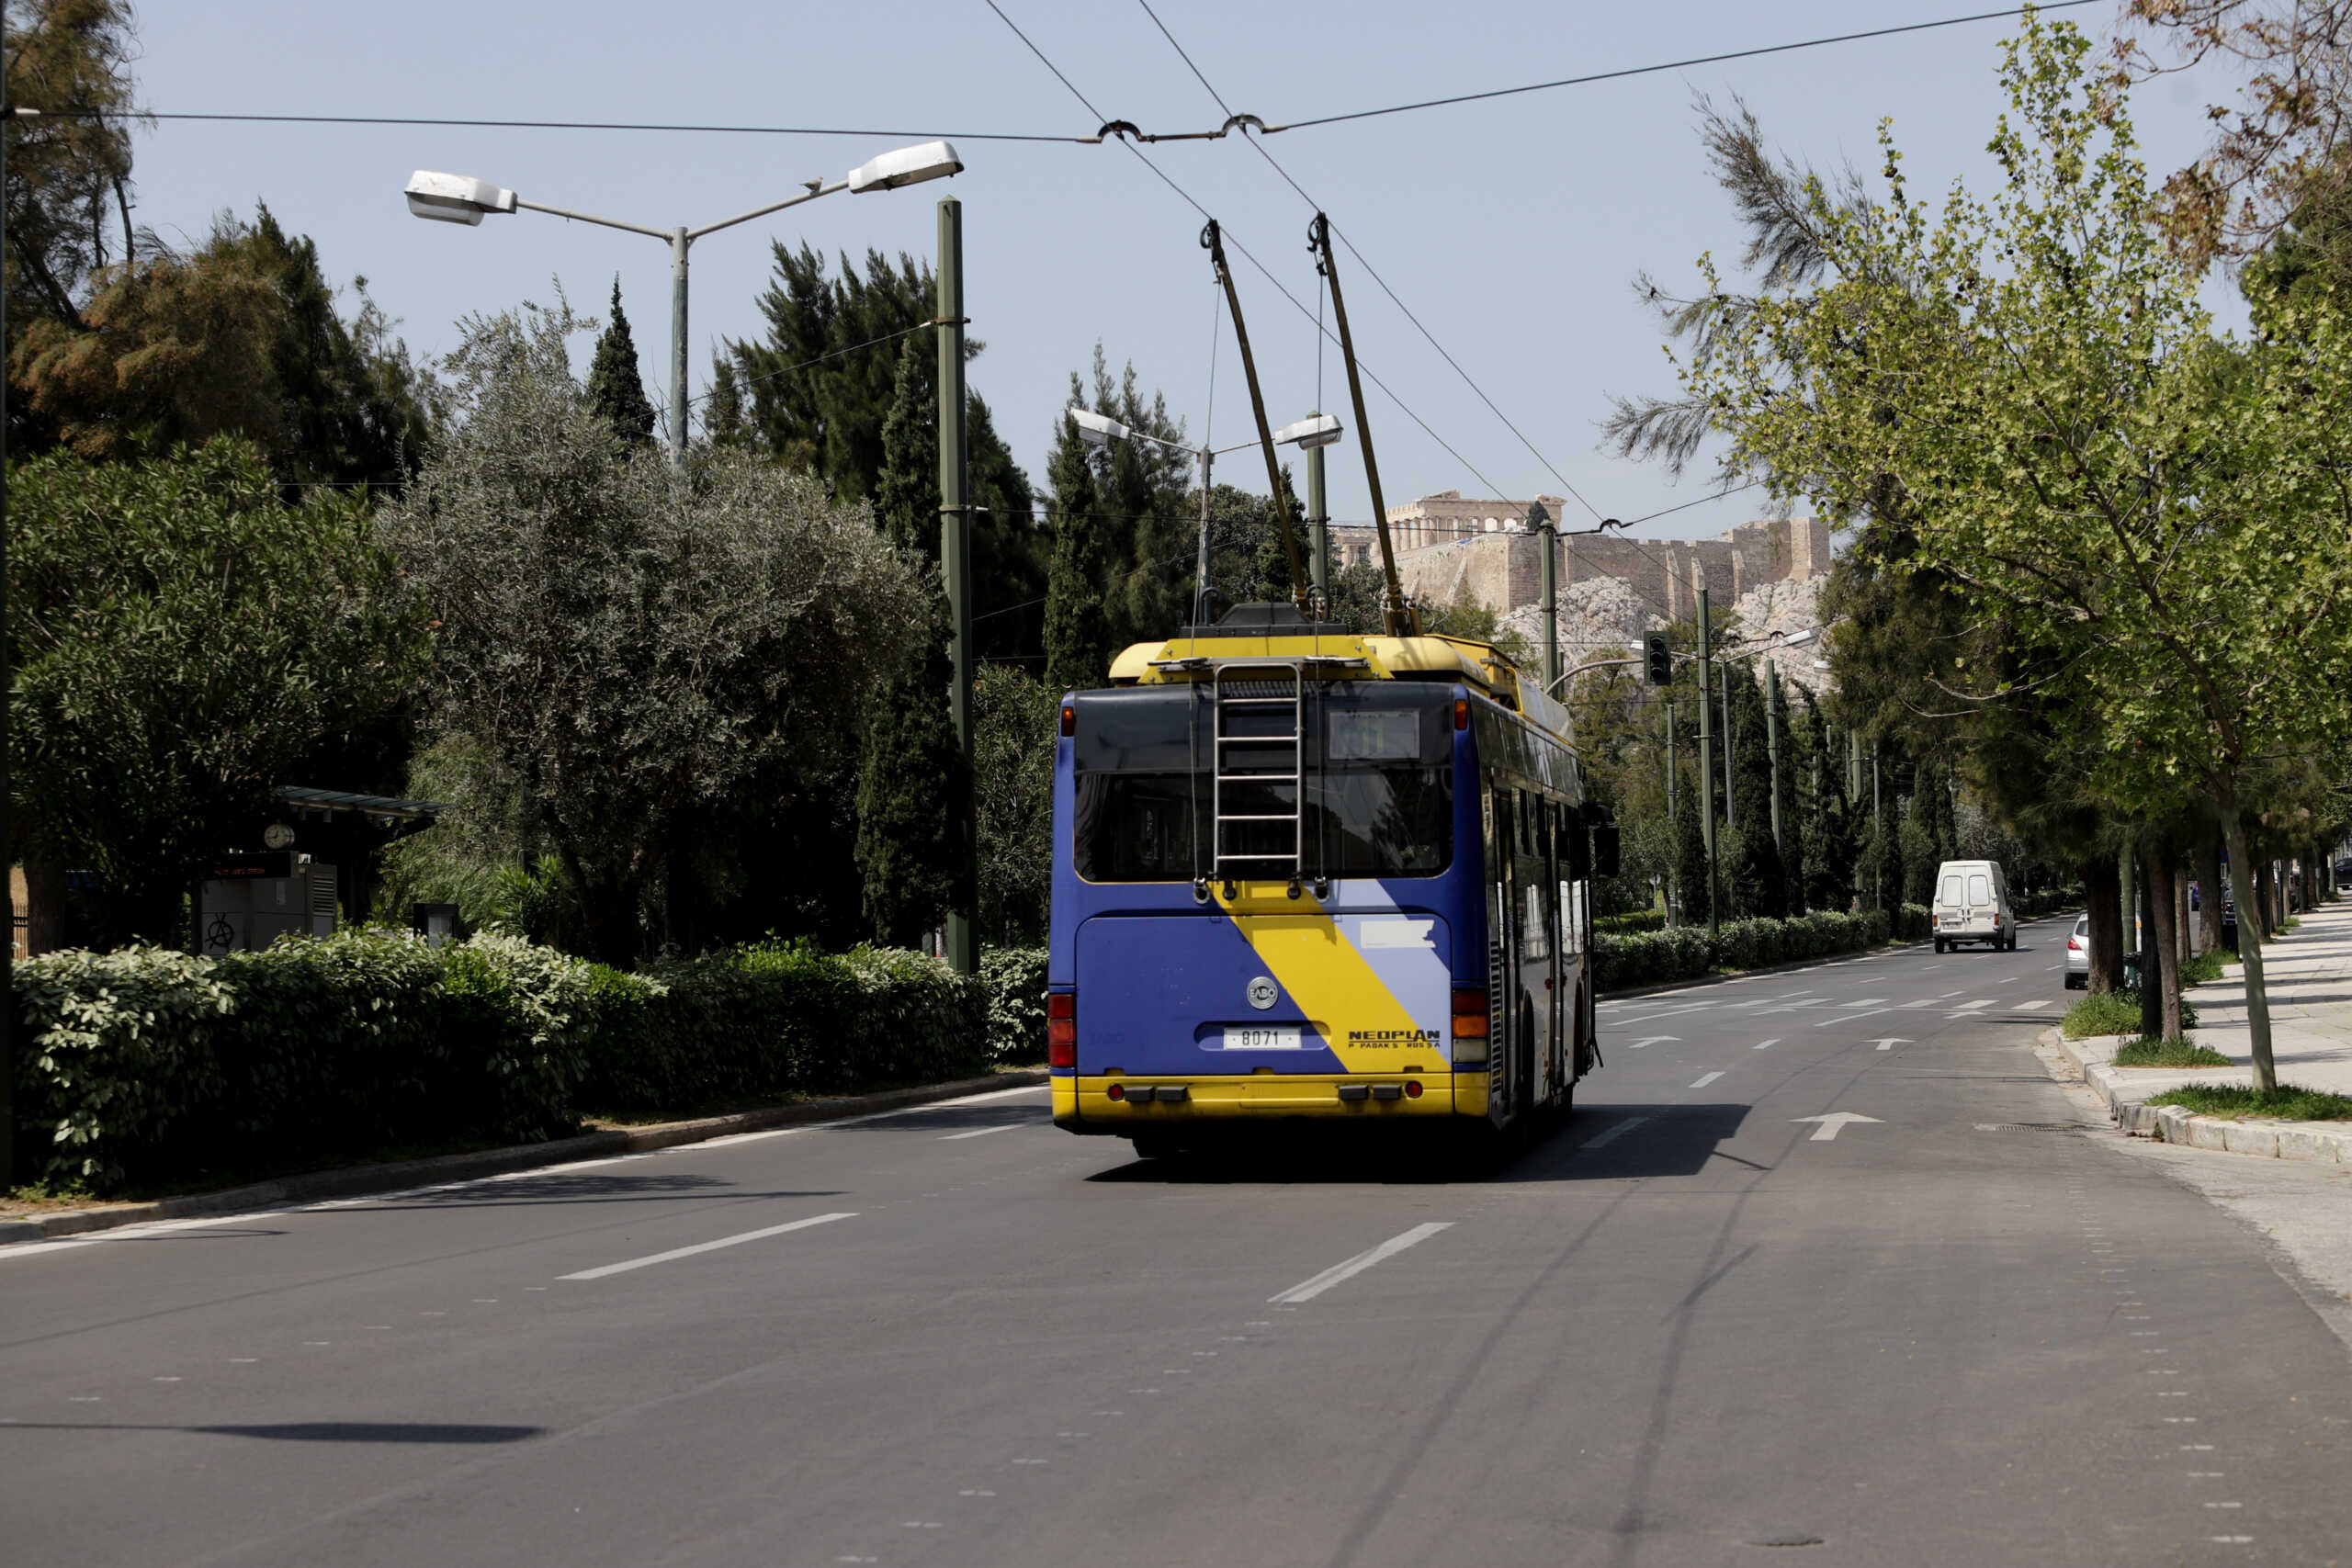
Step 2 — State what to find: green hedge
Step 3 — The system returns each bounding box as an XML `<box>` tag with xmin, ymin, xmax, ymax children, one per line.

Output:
<box><xmin>982</xmin><ymin>948</ymin><xmax>1048</xmax><ymax>1065</ymax></box>
<box><xmin>15</xmin><ymin>929</ymin><xmax>1003</xmax><ymax>1193</ymax></box>
<box><xmin>1595</xmin><ymin>909</ymin><xmax>1668</xmax><ymax>936</ymax></box>
<box><xmin>1593</xmin><ymin>908</ymin><xmax>1893</xmax><ymax>991</ymax></box>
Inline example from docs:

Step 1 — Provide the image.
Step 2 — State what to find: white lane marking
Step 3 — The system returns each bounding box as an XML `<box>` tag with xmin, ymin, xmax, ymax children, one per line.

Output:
<box><xmin>1753</xmin><ymin>1038</ymin><xmax>1781</xmax><ymax>1051</ymax></box>
<box><xmin>1582</xmin><ymin>1116</ymin><xmax>1650</xmax><ymax>1150</ymax></box>
<box><xmin>1936</xmin><ymin>990</ymin><xmax>1965</xmax><ymax>998</ymax></box>
<box><xmin>1792</xmin><ymin>1112</ymin><xmax>1883</xmax><ymax>1142</ymax></box>
<box><xmin>1921</xmin><ymin>964</ymin><xmax>1944</xmax><ymax>971</ymax></box>
<box><xmin>559</xmin><ymin>1212</ymin><xmax>856</xmax><ymax>1280</ymax></box>
<box><xmin>940</xmin><ymin>1123</ymin><xmax>1024</xmax><ymax>1141</ymax></box>
<box><xmin>1690</xmin><ymin>1072</ymin><xmax>1724</xmax><ymax>1089</ymax></box>
<box><xmin>2046</xmin><ymin>964</ymin><xmax>2062</xmax><ymax>971</ymax></box>
<box><xmin>1842</xmin><ymin>998</ymin><xmax>1889</xmax><ymax>1007</ymax></box>
<box><xmin>1627</xmin><ymin>1036</ymin><xmax>1679</xmax><ymax>1050</ymax></box>
<box><xmin>2008</xmin><ymin>998</ymin><xmax>2053</xmax><ymax>1012</ymax></box>
<box><xmin>1823</xmin><ymin>1008</ymin><xmax>1891</xmax><ymax>1027</ymax></box>
<box><xmin>1954</xmin><ymin>999</ymin><xmax>1995</xmax><ymax>1010</ymax></box>
<box><xmin>1269</xmin><ymin>1222</ymin><xmax>1454</xmax><ymax>1305</ymax></box>
<box><xmin>1996</xmin><ymin>976</ymin><xmax>2018</xmax><ymax>986</ymax></box>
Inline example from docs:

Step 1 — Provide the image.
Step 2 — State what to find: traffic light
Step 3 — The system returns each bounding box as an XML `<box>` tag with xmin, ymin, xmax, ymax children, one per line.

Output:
<box><xmin>1644</xmin><ymin>632</ymin><xmax>1672</xmax><ymax>685</ymax></box>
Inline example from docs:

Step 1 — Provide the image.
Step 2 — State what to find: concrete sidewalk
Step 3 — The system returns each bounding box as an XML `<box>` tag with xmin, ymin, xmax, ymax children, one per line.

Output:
<box><xmin>2055</xmin><ymin>897</ymin><xmax>2352</xmax><ymax>1163</ymax></box>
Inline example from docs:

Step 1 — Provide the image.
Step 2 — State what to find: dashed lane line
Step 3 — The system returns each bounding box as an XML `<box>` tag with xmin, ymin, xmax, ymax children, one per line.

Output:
<box><xmin>1268</xmin><ymin>1222</ymin><xmax>1455</xmax><ymax>1305</ymax></box>
<box><xmin>557</xmin><ymin>1212</ymin><xmax>856</xmax><ymax>1281</ymax></box>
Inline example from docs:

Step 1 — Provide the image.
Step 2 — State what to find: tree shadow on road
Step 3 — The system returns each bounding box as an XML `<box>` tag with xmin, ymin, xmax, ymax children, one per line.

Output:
<box><xmin>1</xmin><ymin>1421</ymin><xmax>543</xmax><ymax>1443</ymax></box>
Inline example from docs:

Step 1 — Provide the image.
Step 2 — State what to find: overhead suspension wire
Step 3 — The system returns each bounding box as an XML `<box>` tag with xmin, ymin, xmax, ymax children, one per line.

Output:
<box><xmin>0</xmin><ymin>104</ymin><xmax>1090</xmax><ymax>141</ymax></box>
<box><xmin>983</xmin><ymin>0</ymin><xmax>1527</xmax><ymax>512</ymax></box>
<box><xmin>1125</xmin><ymin>1</ymin><xmax>1713</xmax><ymax>632</ymax></box>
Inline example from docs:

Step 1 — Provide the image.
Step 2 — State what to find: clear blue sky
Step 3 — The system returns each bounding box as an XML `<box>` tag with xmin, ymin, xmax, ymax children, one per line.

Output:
<box><xmin>130</xmin><ymin>1</ymin><xmax>2241</xmax><ymax>541</ymax></box>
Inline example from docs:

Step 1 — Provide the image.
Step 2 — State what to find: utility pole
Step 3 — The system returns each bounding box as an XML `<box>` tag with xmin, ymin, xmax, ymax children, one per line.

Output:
<box><xmin>1</xmin><ymin>67</ymin><xmax>14</xmax><ymax>1188</ymax></box>
<box><xmin>1697</xmin><ymin>582</ymin><xmax>1720</xmax><ymax>939</ymax></box>
<box><xmin>1305</xmin><ymin>413</ymin><xmax>1329</xmax><ymax>607</ymax></box>
<box><xmin>1667</xmin><ymin>702</ymin><xmax>1677</xmax><ymax>823</ymax></box>
<box><xmin>1871</xmin><ymin>743</ymin><xmax>1883</xmax><ymax>911</ymax></box>
<box><xmin>1719</xmin><ymin>655</ymin><xmax>1736</xmax><ymax>829</ymax></box>
<box><xmin>1766</xmin><ymin>659</ymin><xmax>1784</xmax><ymax>865</ymax></box>
<box><xmin>1533</xmin><ymin>501</ymin><xmax>1558</xmax><ymax>691</ymax></box>
<box><xmin>936</xmin><ymin>196</ymin><xmax>977</xmax><ymax>976</ymax></box>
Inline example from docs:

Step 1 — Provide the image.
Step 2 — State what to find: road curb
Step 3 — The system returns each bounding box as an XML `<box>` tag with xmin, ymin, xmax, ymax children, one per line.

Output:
<box><xmin>2043</xmin><ymin>1025</ymin><xmax>2350</xmax><ymax>1166</ymax></box>
<box><xmin>0</xmin><ymin>1068</ymin><xmax>1049</xmax><ymax>1247</ymax></box>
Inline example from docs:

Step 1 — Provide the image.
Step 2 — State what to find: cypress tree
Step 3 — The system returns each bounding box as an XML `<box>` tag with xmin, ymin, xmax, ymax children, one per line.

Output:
<box><xmin>1042</xmin><ymin>411</ymin><xmax>1112</xmax><ymax>692</ymax></box>
<box><xmin>1674</xmin><ymin>757</ymin><xmax>1710</xmax><ymax>926</ymax></box>
<box><xmin>853</xmin><ymin>339</ymin><xmax>969</xmax><ymax>946</ymax></box>
<box><xmin>584</xmin><ymin>278</ymin><xmax>659</xmax><ymax>447</ymax></box>
<box><xmin>1770</xmin><ymin>671</ymin><xmax>1806</xmax><ymax>910</ymax></box>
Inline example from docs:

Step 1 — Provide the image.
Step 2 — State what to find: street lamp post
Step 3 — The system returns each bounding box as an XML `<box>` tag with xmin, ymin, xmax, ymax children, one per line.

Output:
<box><xmin>404</xmin><ymin>141</ymin><xmax>963</xmax><ymax>470</ymax></box>
<box><xmin>1069</xmin><ymin>407</ymin><xmax>1261</xmax><ymax>626</ymax></box>
<box><xmin>1273</xmin><ymin>412</ymin><xmax>1341</xmax><ymax>610</ymax></box>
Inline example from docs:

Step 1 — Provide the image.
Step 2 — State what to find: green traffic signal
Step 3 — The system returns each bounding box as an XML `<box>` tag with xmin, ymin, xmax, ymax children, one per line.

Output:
<box><xmin>1645</xmin><ymin>632</ymin><xmax>1672</xmax><ymax>685</ymax></box>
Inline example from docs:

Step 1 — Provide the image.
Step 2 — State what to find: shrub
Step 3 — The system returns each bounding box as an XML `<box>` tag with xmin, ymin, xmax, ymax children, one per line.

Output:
<box><xmin>1595</xmin><ymin>910</ymin><xmax>1667</xmax><ymax>936</ymax></box>
<box><xmin>12</xmin><ymin>929</ymin><xmax>588</xmax><ymax>1191</ymax></box>
<box><xmin>983</xmin><ymin>947</ymin><xmax>1049</xmax><ymax>1065</ymax></box>
<box><xmin>1894</xmin><ymin>903</ymin><xmax>1933</xmax><ymax>941</ymax></box>
<box><xmin>2110</xmin><ymin>1037</ymin><xmax>2233</xmax><ymax>1067</ymax></box>
<box><xmin>1589</xmin><ymin>907</ymin><xmax>1898</xmax><ymax>993</ymax></box>
<box><xmin>2063</xmin><ymin>989</ymin><xmax>2141</xmax><ymax>1039</ymax></box>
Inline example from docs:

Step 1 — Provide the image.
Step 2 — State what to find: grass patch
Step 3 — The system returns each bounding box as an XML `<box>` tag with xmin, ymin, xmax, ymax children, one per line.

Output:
<box><xmin>2110</xmin><ymin>1037</ymin><xmax>2235</xmax><ymax>1067</ymax></box>
<box><xmin>2179</xmin><ymin>950</ymin><xmax>2226</xmax><ymax>986</ymax></box>
<box><xmin>2062</xmin><ymin>987</ymin><xmax>2199</xmax><ymax>1038</ymax></box>
<box><xmin>2146</xmin><ymin>1083</ymin><xmax>2352</xmax><ymax>1121</ymax></box>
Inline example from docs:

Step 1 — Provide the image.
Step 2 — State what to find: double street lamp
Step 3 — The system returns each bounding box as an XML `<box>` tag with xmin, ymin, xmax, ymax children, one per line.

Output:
<box><xmin>404</xmin><ymin>141</ymin><xmax>964</xmax><ymax>469</ymax></box>
<box><xmin>1068</xmin><ymin>406</ymin><xmax>1342</xmax><ymax>626</ymax></box>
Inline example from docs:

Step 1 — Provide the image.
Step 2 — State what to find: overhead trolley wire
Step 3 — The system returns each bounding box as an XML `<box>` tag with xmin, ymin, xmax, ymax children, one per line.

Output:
<box><xmin>1122</xmin><ymin>1</ymin><xmax>1712</xmax><ymax>630</ymax></box>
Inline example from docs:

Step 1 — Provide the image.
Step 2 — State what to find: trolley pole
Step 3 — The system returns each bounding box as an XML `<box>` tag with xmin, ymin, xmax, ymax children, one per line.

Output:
<box><xmin>1697</xmin><ymin>585</ymin><xmax>1720</xmax><ymax>940</ymax></box>
<box><xmin>1305</xmin><ymin>414</ymin><xmax>1329</xmax><ymax>607</ymax></box>
<box><xmin>936</xmin><ymin>196</ymin><xmax>978</xmax><ymax>976</ymax></box>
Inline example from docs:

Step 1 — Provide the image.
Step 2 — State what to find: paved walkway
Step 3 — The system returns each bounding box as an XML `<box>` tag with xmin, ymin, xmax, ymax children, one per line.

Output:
<box><xmin>2058</xmin><ymin>897</ymin><xmax>2352</xmax><ymax>1162</ymax></box>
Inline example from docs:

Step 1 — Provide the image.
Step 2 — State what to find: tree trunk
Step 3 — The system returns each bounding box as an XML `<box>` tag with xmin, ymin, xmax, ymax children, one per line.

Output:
<box><xmin>2195</xmin><ymin>837</ymin><xmax>2225</xmax><ymax>956</ymax></box>
<box><xmin>2147</xmin><ymin>840</ymin><xmax>2184</xmax><ymax>1043</ymax></box>
<box><xmin>2082</xmin><ymin>855</ymin><xmax>2122</xmax><ymax>993</ymax></box>
<box><xmin>2252</xmin><ymin>859</ymin><xmax>2274</xmax><ymax>940</ymax></box>
<box><xmin>2219</xmin><ymin>782</ymin><xmax>2277</xmax><ymax>1091</ymax></box>
<box><xmin>2173</xmin><ymin>865</ymin><xmax>2191</xmax><ymax>967</ymax></box>
<box><xmin>21</xmin><ymin>847</ymin><xmax>66</xmax><ymax>956</ymax></box>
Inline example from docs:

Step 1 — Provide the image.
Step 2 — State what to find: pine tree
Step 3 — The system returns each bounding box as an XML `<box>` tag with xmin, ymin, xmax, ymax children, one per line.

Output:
<box><xmin>585</xmin><ymin>278</ymin><xmax>658</xmax><ymax>447</ymax></box>
<box><xmin>853</xmin><ymin>339</ymin><xmax>969</xmax><ymax>945</ymax></box>
<box><xmin>1042</xmin><ymin>411</ymin><xmax>1112</xmax><ymax>692</ymax></box>
<box><xmin>704</xmin><ymin>358</ymin><xmax>748</xmax><ymax>449</ymax></box>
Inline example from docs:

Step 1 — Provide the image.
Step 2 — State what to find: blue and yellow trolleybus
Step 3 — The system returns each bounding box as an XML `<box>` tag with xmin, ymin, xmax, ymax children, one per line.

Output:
<box><xmin>1046</xmin><ymin>602</ymin><xmax>1610</xmax><ymax>1156</ymax></box>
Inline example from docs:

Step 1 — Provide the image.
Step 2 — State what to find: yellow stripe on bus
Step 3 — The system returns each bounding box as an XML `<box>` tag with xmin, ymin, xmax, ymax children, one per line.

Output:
<box><xmin>1213</xmin><ymin>881</ymin><xmax>1434</xmax><ymax>1076</ymax></box>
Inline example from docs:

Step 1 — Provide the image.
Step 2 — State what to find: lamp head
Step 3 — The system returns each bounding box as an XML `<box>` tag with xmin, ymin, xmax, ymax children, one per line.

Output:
<box><xmin>1067</xmin><ymin>404</ymin><xmax>1126</xmax><ymax>449</ymax></box>
<box><xmin>404</xmin><ymin>170</ymin><xmax>517</xmax><ymax>226</ymax></box>
<box><xmin>1272</xmin><ymin>412</ymin><xmax>1342</xmax><ymax>450</ymax></box>
<box><xmin>848</xmin><ymin>140</ymin><xmax>964</xmax><ymax>194</ymax></box>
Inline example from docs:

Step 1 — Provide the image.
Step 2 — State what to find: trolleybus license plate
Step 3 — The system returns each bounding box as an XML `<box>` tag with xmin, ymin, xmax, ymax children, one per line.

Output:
<box><xmin>1223</xmin><ymin>1026</ymin><xmax>1303</xmax><ymax>1051</ymax></box>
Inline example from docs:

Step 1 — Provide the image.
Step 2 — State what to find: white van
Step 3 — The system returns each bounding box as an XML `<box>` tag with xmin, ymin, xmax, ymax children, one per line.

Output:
<box><xmin>1931</xmin><ymin>860</ymin><xmax>2014</xmax><ymax>953</ymax></box>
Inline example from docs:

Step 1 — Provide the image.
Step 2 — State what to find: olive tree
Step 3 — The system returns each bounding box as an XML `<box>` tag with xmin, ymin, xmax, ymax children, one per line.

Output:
<box><xmin>384</xmin><ymin>303</ymin><xmax>928</xmax><ymax>964</ymax></box>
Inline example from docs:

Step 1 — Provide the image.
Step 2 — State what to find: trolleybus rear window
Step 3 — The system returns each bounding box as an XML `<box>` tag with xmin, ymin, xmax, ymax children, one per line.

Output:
<box><xmin>1070</xmin><ymin>687</ymin><xmax>1453</xmax><ymax>883</ymax></box>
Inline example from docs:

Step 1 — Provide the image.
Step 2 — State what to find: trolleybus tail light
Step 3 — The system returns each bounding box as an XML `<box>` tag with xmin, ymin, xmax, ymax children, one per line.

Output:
<box><xmin>1453</xmin><ymin>696</ymin><xmax>1469</xmax><ymax>731</ymax></box>
<box><xmin>1405</xmin><ymin>1079</ymin><xmax>1423</xmax><ymax>1099</ymax></box>
<box><xmin>1047</xmin><ymin>991</ymin><xmax>1076</xmax><ymax>1068</ymax></box>
<box><xmin>1450</xmin><ymin>987</ymin><xmax>1489</xmax><ymax>1066</ymax></box>
<box><xmin>1059</xmin><ymin>702</ymin><xmax>1075</xmax><ymax>737</ymax></box>
<box><xmin>1106</xmin><ymin>1081</ymin><xmax>1125</xmax><ymax>1101</ymax></box>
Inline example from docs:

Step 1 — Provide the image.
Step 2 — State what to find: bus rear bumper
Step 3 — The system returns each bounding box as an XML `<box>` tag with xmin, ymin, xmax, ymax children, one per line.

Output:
<box><xmin>1054</xmin><ymin>1072</ymin><xmax>1473</xmax><ymax>1134</ymax></box>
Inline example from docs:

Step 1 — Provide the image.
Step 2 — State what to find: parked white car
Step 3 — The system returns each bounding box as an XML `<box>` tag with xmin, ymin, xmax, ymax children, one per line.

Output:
<box><xmin>2064</xmin><ymin>914</ymin><xmax>2089</xmax><ymax>987</ymax></box>
<box><xmin>1932</xmin><ymin>859</ymin><xmax>2015</xmax><ymax>953</ymax></box>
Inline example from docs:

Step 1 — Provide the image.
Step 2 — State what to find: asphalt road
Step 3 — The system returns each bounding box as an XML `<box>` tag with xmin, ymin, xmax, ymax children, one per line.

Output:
<box><xmin>6</xmin><ymin>914</ymin><xmax>2349</xmax><ymax>1566</ymax></box>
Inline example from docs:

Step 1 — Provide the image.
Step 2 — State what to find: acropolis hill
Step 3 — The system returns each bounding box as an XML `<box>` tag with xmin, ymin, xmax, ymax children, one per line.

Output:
<box><xmin>1327</xmin><ymin>494</ymin><xmax>1833</xmax><ymax>684</ymax></box>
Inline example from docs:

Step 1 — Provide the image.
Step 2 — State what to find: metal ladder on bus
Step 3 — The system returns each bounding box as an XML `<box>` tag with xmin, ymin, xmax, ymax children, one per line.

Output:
<box><xmin>1209</xmin><ymin>661</ymin><xmax>1306</xmax><ymax>898</ymax></box>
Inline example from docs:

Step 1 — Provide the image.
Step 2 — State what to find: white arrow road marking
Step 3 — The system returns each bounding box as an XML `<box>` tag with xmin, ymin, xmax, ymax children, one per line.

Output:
<box><xmin>1690</xmin><ymin>1072</ymin><xmax>1724</xmax><ymax>1089</ymax></box>
<box><xmin>560</xmin><ymin>1213</ymin><xmax>857</xmax><ymax>1280</ymax></box>
<box><xmin>1871</xmin><ymin>1038</ymin><xmax>1912</xmax><ymax>1052</ymax></box>
<box><xmin>1581</xmin><ymin>1115</ymin><xmax>1650</xmax><ymax>1149</ymax></box>
<box><xmin>1752</xmin><ymin>1038</ymin><xmax>1781</xmax><ymax>1051</ymax></box>
<box><xmin>1269</xmin><ymin>1222</ymin><xmax>1453</xmax><ymax>1304</ymax></box>
<box><xmin>1627</xmin><ymin>1036</ymin><xmax>1680</xmax><ymax>1050</ymax></box>
<box><xmin>1792</xmin><ymin>1112</ymin><xmax>1883</xmax><ymax>1142</ymax></box>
